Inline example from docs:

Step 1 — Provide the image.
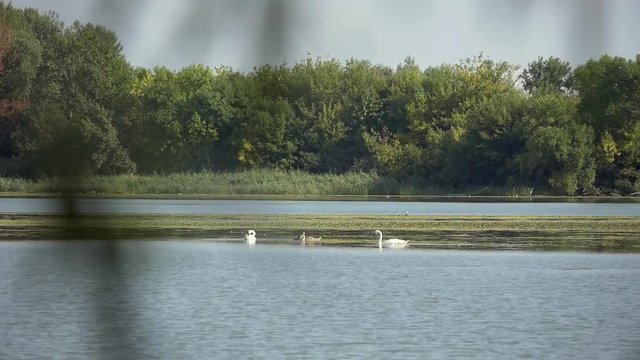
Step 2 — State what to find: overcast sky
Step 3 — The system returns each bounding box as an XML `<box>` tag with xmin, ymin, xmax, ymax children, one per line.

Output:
<box><xmin>6</xmin><ymin>0</ymin><xmax>640</xmax><ymax>71</ymax></box>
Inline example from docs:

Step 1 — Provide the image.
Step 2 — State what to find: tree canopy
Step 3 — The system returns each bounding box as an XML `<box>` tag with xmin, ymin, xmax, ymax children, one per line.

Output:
<box><xmin>0</xmin><ymin>4</ymin><xmax>638</xmax><ymax>195</ymax></box>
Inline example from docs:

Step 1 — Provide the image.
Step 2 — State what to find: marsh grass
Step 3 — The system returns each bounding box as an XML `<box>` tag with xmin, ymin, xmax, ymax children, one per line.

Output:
<box><xmin>0</xmin><ymin>170</ymin><xmax>557</xmax><ymax>197</ymax></box>
<box><xmin>0</xmin><ymin>177</ymin><xmax>39</xmax><ymax>192</ymax></box>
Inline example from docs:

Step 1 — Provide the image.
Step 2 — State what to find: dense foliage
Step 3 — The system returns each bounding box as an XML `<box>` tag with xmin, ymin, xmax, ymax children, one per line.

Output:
<box><xmin>1</xmin><ymin>4</ymin><xmax>639</xmax><ymax>195</ymax></box>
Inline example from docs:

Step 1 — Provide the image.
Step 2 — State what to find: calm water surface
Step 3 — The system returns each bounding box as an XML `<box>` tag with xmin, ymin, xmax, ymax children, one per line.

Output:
<box><xmin>1</xmin><ymin>241</ymin><xmax>639</xmax><ymax>359</ymax></box>
<box><xmin>1</xmin><ymin>198</ymin><xmax>640</xmax><ymax>216</ymax></box>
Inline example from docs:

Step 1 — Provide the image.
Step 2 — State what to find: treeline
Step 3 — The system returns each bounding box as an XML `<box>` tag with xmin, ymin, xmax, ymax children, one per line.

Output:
<box><xmin>1</xmin><ymin>4</ymin><xmax>639</xmax><ymax>195</ymax></box>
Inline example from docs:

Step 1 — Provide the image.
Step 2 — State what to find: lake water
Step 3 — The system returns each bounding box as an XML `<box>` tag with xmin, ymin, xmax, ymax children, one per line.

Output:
<box><xmin>1</xmin><ymin>241</ymin><xmax>639</xmax><ymax>359</ymax></box>
<box><xmin>1</xmin><ymin>198</ymin><xmax>640</xmax><ymax>216</ymax></box>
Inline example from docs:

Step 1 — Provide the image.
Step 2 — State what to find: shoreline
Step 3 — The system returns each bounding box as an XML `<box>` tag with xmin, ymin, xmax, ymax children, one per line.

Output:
<box><xmin>2</xmin><ymin>193</ymin><xmax>640</xmax><ymax>203</ymax></box>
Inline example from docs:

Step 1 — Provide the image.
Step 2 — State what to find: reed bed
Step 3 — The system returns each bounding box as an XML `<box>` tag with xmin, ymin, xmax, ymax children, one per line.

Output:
<box><xmin>0</xmin><ymin>170</ymin><xmax>559</xmax><ymax>197</ymax></box>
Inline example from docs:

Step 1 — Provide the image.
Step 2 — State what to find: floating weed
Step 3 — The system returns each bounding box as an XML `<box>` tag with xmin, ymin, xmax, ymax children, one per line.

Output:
<box><xmin>2</xmin><ymin>214</ymin><xmax>639</xmax><ymax>252</ymax></box>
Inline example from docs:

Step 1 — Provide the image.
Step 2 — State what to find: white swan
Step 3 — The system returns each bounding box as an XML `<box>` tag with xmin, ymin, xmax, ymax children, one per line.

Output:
<box><xmin>299</xmin><ymin>231</ymin><xmax>321</xmax><ymax>245</ymax></box>
<box><xmin>375</xmin><ymin>230</ymin><xmax>409</xmax><ymax>249</ymax></box>
<box><xmin>244</xmin><ymin>230</ymin><xmax>256</xmax><ymax>245</ymax></box>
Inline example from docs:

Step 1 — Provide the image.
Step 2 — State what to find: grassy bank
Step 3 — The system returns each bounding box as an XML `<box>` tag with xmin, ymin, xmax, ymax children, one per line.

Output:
<box><xmin>2</xmin><ymin>214</ymin><xmax>639</xmax><ymax>252</ymax></box>
<box><xmin>0</xmin><ymin>170</ymin><xmax>553</xmax><ymax>197</ymax></box>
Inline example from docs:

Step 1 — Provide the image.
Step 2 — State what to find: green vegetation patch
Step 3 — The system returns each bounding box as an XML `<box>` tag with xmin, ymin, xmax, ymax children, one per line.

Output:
<box><xmin>0</xmin><ymin>171</ymin><xmax>566</xmax><ymax>197</ymax></box>
<box><xmin>1</xmin><ymin>4</ymin><xmax>640</xmax><ymax>196</ymax></box>
<box><xmin>2</xmin><ymin>214</ymin><xmax>639</xmax><ymax>252</ymax></box>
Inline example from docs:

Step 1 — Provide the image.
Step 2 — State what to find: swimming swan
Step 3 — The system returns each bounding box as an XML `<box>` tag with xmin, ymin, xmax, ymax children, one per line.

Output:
<box><xmin>375</xmin><ymin>230</ymin><xmax>408</xmax><ymax>249</ymax></box>
<box><xmin>245</xmin><ymin>230</ymin><xmax>256</xmax><ymax>245</ymax></box>
<box><xmin>299</xmin><ymin>231</ymin><xmax>321</xmax><ymax>245</ymax></box>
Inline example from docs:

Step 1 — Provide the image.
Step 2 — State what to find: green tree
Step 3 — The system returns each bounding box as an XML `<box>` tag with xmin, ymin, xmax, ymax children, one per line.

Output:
<box><xmin>574</xmin><ymin>55</ymin><xmax>640</xmax><ymax>193</ymax></box>
<box><xmin>287</xmin><ymin>58</ymin><xmax>345</xmax><ymax>171</ymax></box>
<box><xmin>366</xmin><ymin>57</ymin><xmax>428</xmax><ymax>180</ymax></box>
<box><xmin>521</xmin><ymin>56</ymin><xmax>574</xmax><ymax>94</ymax></box>
<box><xmin>14</xmin><ymin>20</ymin><xmax>135</xmax><ymax>176</ymax></box>
<box><xmin>386</xmin><ymin>56</ymin><xmax>424</xmax><ymax>135</ymax></box>
<box><xmin>0</xmin><ymin>5</ymin><xmax>43</xmax><ymax>174</ymax></box>
<box><xmin>176</xmin><ymin>64</ymin><xmax>236</xmax><ymax>170</ymax></box>
<box><xmin>515</xmin><ymin>94</ymin><xmax>596</xmax><ymax>195</ymax></box>
<box><xmin>443</xmin><ymin>91</ymin><xmax>525</xmax><ymax>186</ymax></box>
<box><xmin>410</xmin><ymin>56</ymin><xmax>520</xmax><ymax>184</ymax></box>
<box><xmin>236</xmin><ymin>96</ymin><xmax>296</xmax><ymax>169</ymax></box>
<box><xmin>362</xmin><ymin>130</ymin><xmax>421</xmax><ymax>179</ymax></box>
<box><xmin>125</xmin><ymin>66</ymin><xmax>185</xmax><ymax>172</ymax></box>
<box><xmin>332</xmin><ymin>59</ymin><xmax>390</xmax><ymax>171</ymax></box>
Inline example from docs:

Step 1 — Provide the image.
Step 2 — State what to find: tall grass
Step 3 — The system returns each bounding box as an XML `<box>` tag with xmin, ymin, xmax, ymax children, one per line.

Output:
<box><xmin>0</xmin><ymin>170</ymin><xmax>551</xmax><ymax>196</ymax></box>
<box><xmin>96</xmin><ymin>170</ymin><xmax>384</xmax><ymax>195</ymax></box>
<box><xmin>1</xmin><ymin>171</ymin><xmax>401</xmax><ymax>196</ymax></box>
<box><xmin>87</xmin><ymin>170</ymin><xmax>387</xmax><ymax>195</ymax></box>
<box><xmin>0</xmin><ymin>177</ymin><xmax>41</xmax><ymax>193</ymax></box>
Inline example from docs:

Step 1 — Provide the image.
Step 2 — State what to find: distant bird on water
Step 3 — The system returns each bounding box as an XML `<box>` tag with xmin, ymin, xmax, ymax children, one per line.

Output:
<box><xmin>375</xmin><ymin>230</ymin><xmax>409</xmax><ymax>249</ymax></box>
<box><xmin>244</xmin><ymin>229</ymin><xmax>256</xmax><ymax>245</ymax></box>
<box><xmin>299</xmin><ymin>231</ymin><xmax>321</xmax><ymax>245</ymax></box>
